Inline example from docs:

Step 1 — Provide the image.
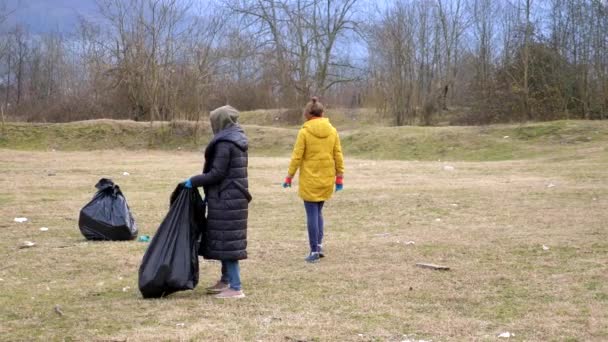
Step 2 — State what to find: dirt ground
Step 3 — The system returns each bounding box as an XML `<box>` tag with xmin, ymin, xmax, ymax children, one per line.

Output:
<box><xmin>1</xmin><ymin>149</ymin><xmax>607</xmax><ymax>341</ymax></box>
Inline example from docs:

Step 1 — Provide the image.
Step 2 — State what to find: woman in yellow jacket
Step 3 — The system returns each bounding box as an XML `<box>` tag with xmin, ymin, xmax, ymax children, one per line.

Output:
<box><xmin>283</xmin><ymin>97</ymin><xmax>345</xmax><ymax>263</ymax></box>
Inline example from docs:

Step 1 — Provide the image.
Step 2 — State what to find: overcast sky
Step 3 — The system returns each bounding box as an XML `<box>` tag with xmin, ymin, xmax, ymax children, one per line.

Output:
<box><xmin>5</xmin><ymin>0</ymin><xmax>98</xmax><ymax>33</ymax></box>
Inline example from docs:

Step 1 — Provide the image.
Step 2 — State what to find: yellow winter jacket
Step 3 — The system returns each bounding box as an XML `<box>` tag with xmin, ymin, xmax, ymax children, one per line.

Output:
<box><xmin>288</xmin><ymin>117</ymin><xmax>345</xmax><ymax>202</ymax></box>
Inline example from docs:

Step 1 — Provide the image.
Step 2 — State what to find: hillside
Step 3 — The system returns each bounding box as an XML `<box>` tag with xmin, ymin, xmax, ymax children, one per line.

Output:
<box><xmin>1</xmin><ymin>119</ymin><xmax>607</xmax><ymax>161</ymax></box>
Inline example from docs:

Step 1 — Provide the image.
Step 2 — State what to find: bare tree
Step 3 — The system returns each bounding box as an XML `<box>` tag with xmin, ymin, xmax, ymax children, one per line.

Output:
<box><xmin>225</xmin><ymin>0</ymin><xmax>361</xmax><ymax>106</ymax></box>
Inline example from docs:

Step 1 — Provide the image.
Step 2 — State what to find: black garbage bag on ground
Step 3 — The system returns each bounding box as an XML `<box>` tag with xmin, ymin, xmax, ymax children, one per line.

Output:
<box><xmin>138</xmin><ymin>184</ymin><xmax>206</xmax><ymax>299</ymax></box>
<box><xmin>78</xmin><ymin>178</ymin><xmax>137</xmax><ymax>241</ymax></box>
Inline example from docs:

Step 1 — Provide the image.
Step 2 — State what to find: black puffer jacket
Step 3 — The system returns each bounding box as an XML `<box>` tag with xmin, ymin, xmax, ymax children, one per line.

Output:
<box><xmin>190</xmin><ymin>124</ymin><xmax>251</xmax><ymax>260</ymax></box>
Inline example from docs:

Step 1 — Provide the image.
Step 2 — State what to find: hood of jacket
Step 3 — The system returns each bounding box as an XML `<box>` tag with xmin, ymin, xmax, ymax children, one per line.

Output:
<box><xmin>302</xmin><ymin>117</ymin><xmax>334</xmax><ymax>138</ymax></box>
<box><xmin>210</xmin><ymin>105</ymin><xmax>239</xmax><ymax>134</ymax></box>
<box><xmin>208</xmin><ymin>124</ymin><xmax>248</xmax><ymax>152</ymax></box>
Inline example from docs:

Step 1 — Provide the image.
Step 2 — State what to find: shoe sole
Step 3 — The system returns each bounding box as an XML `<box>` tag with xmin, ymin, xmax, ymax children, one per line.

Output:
<box><xmin>214</xmin><ymin>293</ymin><xmax>246</xmax><ymax>299</ymax></box>
<box><xmin>206</xmin><ymin>288</ymin><xmax>227</xmax><ymax>294</ymax></box>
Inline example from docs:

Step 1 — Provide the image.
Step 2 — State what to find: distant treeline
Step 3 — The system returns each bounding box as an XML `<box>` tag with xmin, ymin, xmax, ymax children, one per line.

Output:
<box><xmin>0</xmin><ymin>0</ymin><xmax>606</xmax><ymax>125</ymax></box>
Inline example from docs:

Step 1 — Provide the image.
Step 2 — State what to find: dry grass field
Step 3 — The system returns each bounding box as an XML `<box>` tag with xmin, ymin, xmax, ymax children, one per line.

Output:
<box><xmin>1</xmin><ymin>124</ymin><xmax>608</xmax><ymax>341</ymax></box>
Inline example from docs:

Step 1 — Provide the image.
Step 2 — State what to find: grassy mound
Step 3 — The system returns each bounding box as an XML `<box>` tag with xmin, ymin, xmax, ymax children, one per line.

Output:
<box><xmin>1</xmin><ymin>119</ymin><xmax>607</xmax><ymax>161</ymax></box>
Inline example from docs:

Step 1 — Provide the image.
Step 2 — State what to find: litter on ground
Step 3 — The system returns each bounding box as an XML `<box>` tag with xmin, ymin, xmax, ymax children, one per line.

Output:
<box><xmin>14</xmin><ymin>217</ymin><xmax>28</xmax><ymax>223</ymax></box>
<box><xmin>19</xmin><ymin>241</ymin><xmax>36</xmax><ymax>249</ymax></box>
<box><xmin>416</xmin><ymin>263</ymin><xmax>450</xmax><ymax>271</ymax></box>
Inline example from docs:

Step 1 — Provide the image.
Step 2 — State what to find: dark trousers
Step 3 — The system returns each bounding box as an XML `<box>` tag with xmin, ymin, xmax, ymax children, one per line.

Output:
<box><xmin>304</xmin><ymin>201</ymin><xmax>325</xmax><ymax>253</ymax></box>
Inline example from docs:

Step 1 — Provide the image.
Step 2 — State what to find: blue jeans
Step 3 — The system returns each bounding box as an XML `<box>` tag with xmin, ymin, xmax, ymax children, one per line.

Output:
<box><xmin>304</xmin><ymin>201</ymin><xmax>325</xmax><ymax>253</ymax></box>
<box><xmin>220</xmin><ymin>260</ymin><xmax>241</xmax><ymax>291</ymax></box>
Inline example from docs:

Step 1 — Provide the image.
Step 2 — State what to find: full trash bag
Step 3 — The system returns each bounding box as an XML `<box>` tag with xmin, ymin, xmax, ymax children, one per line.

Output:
<box><xmin>78</xmin><ymin>178</ymin><xmax>137</xmax><ymax>241</ymax></box>
<box><xmin>138</xmin><ymin>184</ymin><xmax>206</xmax><ymax>299</ymax></box>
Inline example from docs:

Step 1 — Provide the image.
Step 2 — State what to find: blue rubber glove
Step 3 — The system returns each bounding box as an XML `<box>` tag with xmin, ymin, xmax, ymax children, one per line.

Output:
<box><xmin>183</xmin><ymin>179</ymin><xmax>193</xmax><ymax>188</ymax></box>
<box><xmin>335</xmin><ymin>183</ymin><xmax>343</xmax><ymax>192</ymax></box>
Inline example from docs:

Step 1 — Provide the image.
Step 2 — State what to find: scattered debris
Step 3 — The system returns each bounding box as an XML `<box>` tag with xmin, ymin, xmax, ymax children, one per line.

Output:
<box><xmin>404</xmin><ymin>241</ymin><xmax>416</xmax><ymax>245</ymax></box>
<box><xmin>177</xmin><ymin>146</ymin><xmax>182</xmax><ymax>150</ymax></box>
<box><xmin>547</xmin><ymin>183</ymin><xmax>556</xmax><ymax>188</ymax></box>
<box><xmin>442</xmin><ymin>165</ymin><xmax>455</xmax><ymax>171</ymax></box>
<box><xmin>261</xmin><ymin>316</ymin><xmax>282</xmax><ymax>325</ymax></box>
<box><xmin>435</xmin><ymin>218</ymin><xmax>442</xmax><ymax>222</ymax></box>
<box><xmin>542</xmin><ymin>245</ymin><xmax>550</xmax><ymax>251</ymax></box>
<box><xmin>374</xmin><ymin>232</ymin><xmax>391</xmax><ymax>237</ymax></box>
<box><xmin>503</xmin><ymin>136</ymin><xmax>510</xmax><ymax>139</ymax></box>
<box><xmin>122</xmin><ymin>286</ymin><xmax>131</xmax><ymax>292</ymax></box>
<box><xmin>19</xmin><ymin>241</ymin><xmax>36</xmax><ymax>249</ymax></box>
<box><xmin>122</xmin><ymin>172</ymin><xmax>130</xmax><ymax>176</ymax></box>
<box><xmin>415</xmin><ymin>263</ymin><xmax>450</xmax><ymax>271</ymax></box>
<box><xmin>450</xmin><ymin>203</ymin><xmax>459</xmax><ymax>207</ymax></box>
<box><xmin>138</xmin><ymin>235</ymin><xmax>150</xmax><ymax>242</ymax></box>
<box><xmin>40</xmin><ymin>227</ymin><xmax>49</xmax><ymax>231</ymax></box>
<box><xmin>592</xmin><ymin>197</ymin><xmax>597</xmax><ymax>201</ymax></box>
<box><xmin>47</xmin><ymin>172</ymin><xmax>56</xmax><ymax>176</ymax></box>
<box><xmin>54</xmin><ymin>304</ymin><xmax>64</xmax><ymax>316</ymax></box>
<box><xmin>14</xmin><ymin>217</ymin><xmax>28</xmax><ymax>223</ymax></box>
<box><xmin>176</xmin><ymin>323</ymin><xmax>185</xmax><ymax>328</ymax></box>
<box><xmin>285</xmin><ymin>336</ymin><xmax>311</xmax><ymax>342</ymax></box>
<box><xmin>498</xmin><ymin>332</ymin><xmax>513</xmax><ymax>338</ymax></box>
<box><xmin>0</xmin><ymin>278</ymin><xmax>4</xmax><ymax>281</ymax></box>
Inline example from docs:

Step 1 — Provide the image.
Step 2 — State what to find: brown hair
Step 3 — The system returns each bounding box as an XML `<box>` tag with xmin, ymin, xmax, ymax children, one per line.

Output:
<box><xmin>304</xmin><ymin>96</ymin><xmax>324</xmax><ymax>117</ymax></box>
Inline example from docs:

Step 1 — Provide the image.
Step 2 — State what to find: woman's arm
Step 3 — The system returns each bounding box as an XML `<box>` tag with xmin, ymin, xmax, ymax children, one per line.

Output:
<box><xmin>333</xmin><ymin>132</ymin><xmax>345</xmax><ymax>176</ymax></box>
<box><xmin>190</xmin><ymin>142</ymin><xmax>231</xmax><ymax>187</ymax></box>
<box><xmin>287</xmin><ymin>129</ymin><xmax>306</xmax><ymax>177</ymax></box>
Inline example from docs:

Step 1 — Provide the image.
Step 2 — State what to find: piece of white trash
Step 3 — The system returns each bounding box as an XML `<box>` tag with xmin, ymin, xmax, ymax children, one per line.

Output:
<box><xmin>122</xmin><ymin>172</ymin><xmax>130</xmax><ymax>176</ymax></box>
<box><xmin>20</xmin><ymin>241</ymin><xmax>36</xmax><ymax>248</ymax></box>
<box><xmin>435</xmin><ymin>218</ymin><xmax>442</xmax><ymax>222</ymax></box>
<box><xmin>122</xmin><ymin>286</ymin><xmax>131</xmax><ymax>292</ymax></box>
<box><xmin>542</xmin><ymin>245</ymin><xmax>550</xmax><ymax>251</ymax></box>
<box><xmin>14</xmin><ymin>217</ymin><xmax>28</xmax><ymax>223</ymax></box>
<box><xmin>547</xmin><ymin>183</ymin><xmax>556</xmax><ymax>188</ymax></box>
<box><xmin>498</xmin><ymin>332</ymin><xmax>513</xmax><ymax>338</ymax></box>
<box><xmin>503</xmin><ymin>136</ymin><xmax>510</xmax><ymax>139</ymax></box>
<box><xmin>404</xmin><ymin>241</ymin><xmax>416</xmax><ymax>245</ymax></box>
<box><xmin>40</xmin><ymin>227</ymin><xmax>49</xmax><ymax>231</ymax></box>
<box><xmin>176</xmin><ymin>323</ymin><xmax>185</xmax><ymax>328</ymax></box>
<box><xmin>442</xmin><ymin>165</ymin><xmax>455</xmax><ymax>171</ymax></box>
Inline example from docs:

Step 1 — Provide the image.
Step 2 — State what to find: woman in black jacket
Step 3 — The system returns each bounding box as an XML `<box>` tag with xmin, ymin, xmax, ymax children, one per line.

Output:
<box><xmin>183</xmin><ymin>105</ymin><xmax>251</xmax><ymax>299</ymax></box>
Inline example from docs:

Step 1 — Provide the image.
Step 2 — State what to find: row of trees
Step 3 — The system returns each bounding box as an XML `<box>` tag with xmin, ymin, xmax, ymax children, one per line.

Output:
<box><xmin>0</xmin><ymin>0</ymin><xmax>606</xmax><ymax>124</ymax></box>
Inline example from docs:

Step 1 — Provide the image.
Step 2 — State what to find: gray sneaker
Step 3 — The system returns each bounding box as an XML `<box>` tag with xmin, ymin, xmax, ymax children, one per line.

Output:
<box><xmin>206</xmin><ymin>280</ymin><xmax>229</xmax><ymax>294</ymax></box>
<box><xmin>305</xmin><ymin>252</ymin><xmax>320</xmax><ymax>263</ymax></box>
<box><xmin>318</xmin><ymin>245</ymin><xmax>325</xmax><ymax>258</ymax></box>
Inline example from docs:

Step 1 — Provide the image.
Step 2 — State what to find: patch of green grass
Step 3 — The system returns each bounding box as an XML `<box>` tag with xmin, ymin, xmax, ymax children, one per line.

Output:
<box><xmin>2</xmin><ymin>119</ymin><xmax>608</xmax><ymax>162</ymax></box>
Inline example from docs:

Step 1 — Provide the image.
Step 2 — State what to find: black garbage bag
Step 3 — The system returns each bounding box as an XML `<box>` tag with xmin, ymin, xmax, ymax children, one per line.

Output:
<box><xmin>138</xmin><ymin>184</ymin><xmax>206</xmax><ymax>299</ymax></box>
<box><xmin>78</xmin><ymin>178</ymin><xmax>137</xmax><ymax>241</ymax></box>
